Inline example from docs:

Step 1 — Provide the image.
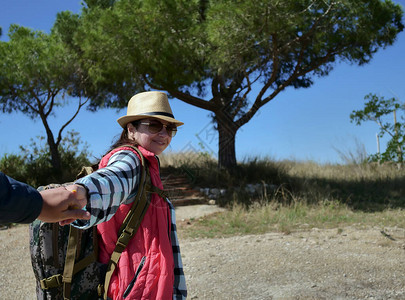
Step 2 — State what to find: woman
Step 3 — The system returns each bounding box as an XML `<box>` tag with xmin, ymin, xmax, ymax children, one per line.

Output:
<box><xmin>66</xmin><ymin>91</ymin><xmax>187</xmax><ymax>299</ymax></box>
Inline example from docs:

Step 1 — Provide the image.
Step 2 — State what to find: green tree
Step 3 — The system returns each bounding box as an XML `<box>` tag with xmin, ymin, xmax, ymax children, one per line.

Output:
<box><xmin>0</xmin><ymin>24</ymin><xmax>91</xmax><ymax>178</ymax></box>
<box><xmin>69</xmin><ymin>0</ymin><xmax>403</xmax><ymax>169</ymax></box>
<box><xmin>350</xmin><ymin>93</ymin><xmax>405</xmax><ymax>163</ymax></box>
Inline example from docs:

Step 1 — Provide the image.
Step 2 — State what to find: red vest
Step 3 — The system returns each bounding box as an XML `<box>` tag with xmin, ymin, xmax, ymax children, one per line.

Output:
<box><xmin>97</xmin><ymin>146</ymin><xmax>174</xmax><ymax>299</ymax></box>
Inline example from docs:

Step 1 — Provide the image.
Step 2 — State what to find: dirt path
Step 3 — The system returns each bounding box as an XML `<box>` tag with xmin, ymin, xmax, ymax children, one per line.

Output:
<box><xmin>181</xmin><ymin>226</ymin><xmax>405</xmax><ymax>299</ymax></box>
<box><xmin>1</xmin><ymin>211</ymin><xmax>405</xmax><ymax>299</ymax></box>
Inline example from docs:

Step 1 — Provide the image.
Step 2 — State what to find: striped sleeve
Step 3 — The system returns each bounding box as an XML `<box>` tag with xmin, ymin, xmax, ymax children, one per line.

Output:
<box><xmin>168</xmin><ymin>200</ymin><xmax>187</xmax><ymax>299</ymax></box>
<box><xmin>72</xmin><ymin>150</ymin><xmax>141</xmax><ymax>229</ymax></box>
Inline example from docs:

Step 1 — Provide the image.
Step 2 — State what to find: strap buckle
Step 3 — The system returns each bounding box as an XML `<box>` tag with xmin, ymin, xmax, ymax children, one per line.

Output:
<box><xmin>40</xmin><ymin>274</ymin><xmax>63</xmax><ymax>290</ymax></box>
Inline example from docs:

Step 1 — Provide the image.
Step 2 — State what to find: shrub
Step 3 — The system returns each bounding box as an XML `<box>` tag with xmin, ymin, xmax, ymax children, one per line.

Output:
<box><xmin>160</xmin><ymin>152</ymin><xmax>405</xmax><ymax>210</ymax></box>
<box><xmin>0</xmin><ymin>131</ymin><xmax>91</xmax><ymax>187</ymax></box>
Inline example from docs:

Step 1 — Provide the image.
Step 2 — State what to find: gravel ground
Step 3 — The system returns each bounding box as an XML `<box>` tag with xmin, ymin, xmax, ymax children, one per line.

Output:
<box><xmin>1</xmin><ymin>206</ymin><xmax>405</xmax><ymax>300</ymax></box>
<box><xmin>181</xmin><ymin>226</ymin><xmax>405</xmax><ymax>300</ymax></box>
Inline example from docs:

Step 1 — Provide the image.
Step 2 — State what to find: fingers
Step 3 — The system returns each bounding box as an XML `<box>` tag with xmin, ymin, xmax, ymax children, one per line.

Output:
<box><xmin>59</xmin><ymin>185</ymin><xmax>90</xmax><ymax>225</ymax></box>
<box><xmin>38</xmin><ymin>185</ymin><xmax>90</xmax><ymax>223</ymax></box>
<box><xmin>67</xmin><ymin>209</ymin><xmax>91</xmax><ymax>220</ymax></box>
<box><xmin>59</xmin><ymin>219</ymin><xmax>74</xmax><ymax>226</ymax></box>
<box><xmin>58</xmin><ymin>209</ymin><xmax>90</xmax><ymax>226</ymax></box>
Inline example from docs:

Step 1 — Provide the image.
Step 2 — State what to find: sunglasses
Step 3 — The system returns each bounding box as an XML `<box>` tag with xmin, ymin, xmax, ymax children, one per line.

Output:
<box><xmin>139</xmin><ymin>121</ymin><xmax>177</xmax><ymax>137</ymax></box>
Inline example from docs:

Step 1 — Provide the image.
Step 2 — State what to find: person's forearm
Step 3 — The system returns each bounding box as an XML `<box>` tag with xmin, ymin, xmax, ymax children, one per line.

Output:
<box><xmin>0</xmin><ymin>173</ymin><xmax>43</xmax><ymax>224</ymax></box>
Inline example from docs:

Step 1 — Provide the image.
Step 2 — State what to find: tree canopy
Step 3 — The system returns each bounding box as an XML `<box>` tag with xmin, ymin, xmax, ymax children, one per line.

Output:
<box><xmin>13</xmin><ymin>0</ymin><xmax>405</xmax><ymax>170</ymax></box>
<box><xmin>0</xmin><ymin>23</ymin><xmax>90</xmax><ymax>177</ymax></box>
<box><xmin>351</xmin><ymin>93</ymin><xmax>405</xmax><ymax>163</ymax></box>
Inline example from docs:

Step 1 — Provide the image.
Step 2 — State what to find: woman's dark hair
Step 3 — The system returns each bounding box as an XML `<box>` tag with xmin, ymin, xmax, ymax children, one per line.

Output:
<box><xmin>92</xmin><ymin>122</ymin><xmax>140</xmax><ymax>166</ymax></box>
<box><xmin>106</xmin><ymin>121</ymin><xmax>140</xmax><ymax>154</ymax></box>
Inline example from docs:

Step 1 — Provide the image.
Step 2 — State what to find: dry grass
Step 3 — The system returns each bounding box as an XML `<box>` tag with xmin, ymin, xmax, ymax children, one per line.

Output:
<box><xmin>162</xmin><ymin>151</ymin><xmax>405</xmax><ymax>238</ymax></box>
<box><xmin>160</xmin><ymin>151</ymin><xmax>404</xmax><ymax>210</ymax></box>
<box><xmin>282</xmin><ymin>159</ymin><xmax>403</xmax><ymax>181</ymax></box>
<box><xmin>179</xmin><ymin>201</ymin><xmax>405</xmax><ymax>239</ymax></box>
<box><xmin>159</xmin><ymin>151</ymin><xmax>216</xmax><ymax>168</ymax></box>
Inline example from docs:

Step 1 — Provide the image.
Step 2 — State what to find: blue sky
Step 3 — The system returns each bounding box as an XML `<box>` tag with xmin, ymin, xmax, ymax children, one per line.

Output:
<box><xmin>1</xmin><ymin>0</ymin><xmax>405</xmax><ymax>164</ymax></box>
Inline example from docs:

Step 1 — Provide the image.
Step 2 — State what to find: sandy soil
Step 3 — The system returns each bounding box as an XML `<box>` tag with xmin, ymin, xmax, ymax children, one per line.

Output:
<box><xmin>1</xmin><ymin>206</ymin><xmax>404</xmax><ymax>300</ymax></box>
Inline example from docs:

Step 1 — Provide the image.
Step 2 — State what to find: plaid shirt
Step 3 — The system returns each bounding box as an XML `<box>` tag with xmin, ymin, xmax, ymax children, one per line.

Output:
<box><xmin>73</xmin><ymin>150</ymin><xmax>187</xmax><ymax>299</ymax></box>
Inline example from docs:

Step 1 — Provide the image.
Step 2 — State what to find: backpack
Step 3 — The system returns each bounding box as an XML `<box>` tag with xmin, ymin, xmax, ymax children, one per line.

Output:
<box><xmin>29</xmin><ymin>146</ymin><xmax>167</xmax><ymax>300</ymax></box>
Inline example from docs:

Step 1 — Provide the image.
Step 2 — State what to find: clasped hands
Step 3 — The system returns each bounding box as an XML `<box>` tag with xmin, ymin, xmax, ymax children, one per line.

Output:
<box><xmin>38</xmin><ymin>184</ymin><xmax>90</xmax><ymax>226</ymax></box>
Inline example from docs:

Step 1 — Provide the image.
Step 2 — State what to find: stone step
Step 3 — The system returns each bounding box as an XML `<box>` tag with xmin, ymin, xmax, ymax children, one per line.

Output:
<box><xmin>170</xmin><ymin>197</ymin><xmax>207</xmax><ymax>207</ymax></box>
<box><xmin>166</xmin><ymin>189</ymin><xmax>203</xmax><ymax>199</ymax></box>
<box><xmin>165</xmin><ymin>187</ymin><xmax>199</xmax><ymax>194</ymax></box>
<box><xmin>161</xmin><ymin>173</ymin><xmax>206</xmax><ymax>206</ymax></box>
<box><xmin>162</xmin><ymin>177</ymin><xmax>191</xmax><ymax>185</ymax></box>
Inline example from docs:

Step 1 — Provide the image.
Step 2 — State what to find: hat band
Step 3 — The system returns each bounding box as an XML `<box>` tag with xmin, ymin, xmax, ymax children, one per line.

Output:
<box><xmin>138</xmin><ymin>111</ymin><xmax>175</xmax><ymax>119</ymax></box>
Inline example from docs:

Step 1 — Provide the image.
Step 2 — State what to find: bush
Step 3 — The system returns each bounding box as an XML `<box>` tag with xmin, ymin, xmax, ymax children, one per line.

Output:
<box><xmin>160</xmin><ymin>152</ymin><xmax>289</xmax><ymax>207</ymax></box>
<box><xmin>0</xmin><ymin>131</ymin><xmax>92</xmax><ymax>187</ymax></box>
<box><xmin>160</xmin><ymin>152</ymin><xmax>405</xmax><ymax>210</ymax></box>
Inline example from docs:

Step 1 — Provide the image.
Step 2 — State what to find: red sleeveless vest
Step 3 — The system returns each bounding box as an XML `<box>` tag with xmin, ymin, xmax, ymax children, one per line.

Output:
<box><xmin>97</xmin><ymin>146</ymin><xmax>174</xmax><ymax>299</ymax></box>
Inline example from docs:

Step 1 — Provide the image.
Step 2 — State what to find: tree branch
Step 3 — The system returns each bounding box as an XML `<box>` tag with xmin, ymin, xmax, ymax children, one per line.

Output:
<box><xmin>43</xmin><ymin>89</ymin><xmax>60</xmax><ymax>118</ymax></box>
<box><xmin>56</xmin><ymin>96</ymin><xmax>90</xmax><ymax>146</ymax></box>
<box><xmin>167</xmin><ymin>88</ymin><xmax>216</xmax><ymax>111</ymax></box>
<box><xmin>234</xmin><ymin>33</ymin><xmax>281</xmax><ymax>127</ymax></box>
<box><xmin>8</xmin><ymin>86</ymin><xmax>39</xmax><ymax>114</ymax></box>
<box><xmin>279</xmin><ymin>2</ymin><xmax>334</xmax><ymax>53</ymax></box>
<box><xmin>142</xmin><ymin>74</ymin><xmax>216</xmax><ymax>111</ymax></box>
<box><xmin>211</xmin><ymin>75</ymin><xmax>221</xmax><ymax>99</ymax></box>
<box><xmin>236</xmin><ymin>42</ymin><xmax>336</xmax><ymax>128</ymax></box>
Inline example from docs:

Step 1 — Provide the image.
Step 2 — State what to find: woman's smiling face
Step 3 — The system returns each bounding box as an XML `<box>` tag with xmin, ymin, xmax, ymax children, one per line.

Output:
<box><xmin>127</xmin><ymin>118</ymin><xmax>173</xmax><ymax>155</ymax></box>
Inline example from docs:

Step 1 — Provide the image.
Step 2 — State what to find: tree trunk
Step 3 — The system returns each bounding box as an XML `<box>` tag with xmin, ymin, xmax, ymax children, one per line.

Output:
<box><xmin>40</xmin><ymin>114</ymin><xmax>63</xmax><ymax>180</ymax></box>
<box><xmin>40</xmin><ymin>113</ymin><xmax>63</xmax><ymax>179</ymax></box>
<box><xmin>217</xmin><ymin>116</ymin><xmax>237</xmax><ymax>170</ymax></box>
<box><xmin>47</xmin><ymin>134</ymin><xmax>62</xmax><ymax>176</ymax></box>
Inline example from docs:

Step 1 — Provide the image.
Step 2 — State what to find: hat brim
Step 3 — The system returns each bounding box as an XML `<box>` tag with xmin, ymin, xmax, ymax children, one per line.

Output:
<box><xmin>117</xmin><ymin>114</ymin><xmax>184</xmax><ymax>128</ymax></box>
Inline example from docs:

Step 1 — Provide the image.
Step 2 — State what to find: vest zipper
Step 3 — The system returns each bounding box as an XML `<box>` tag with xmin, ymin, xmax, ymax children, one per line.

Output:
<box><xmin>123</xmin><ymin>256</ymin><xmax>147</xmax><ymax>298</ymax></box>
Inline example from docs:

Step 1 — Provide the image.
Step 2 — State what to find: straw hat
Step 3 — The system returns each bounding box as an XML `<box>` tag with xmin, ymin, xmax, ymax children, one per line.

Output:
<box><xmin>117</xmin><ymin>91</ymin><xmax>184</xmax><ymax>128</ymax></box>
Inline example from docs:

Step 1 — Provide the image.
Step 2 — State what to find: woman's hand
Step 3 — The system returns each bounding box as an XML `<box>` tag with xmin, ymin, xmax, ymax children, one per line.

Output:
<box><xmin>58</xmin><ymin>184</ymin><xmax>89</xmax><ymax>226</ymax></box>
<box><xmin>38</xmin><ymin>185</ymin><xmax>90</xmax><ymax>224</ymax></box>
